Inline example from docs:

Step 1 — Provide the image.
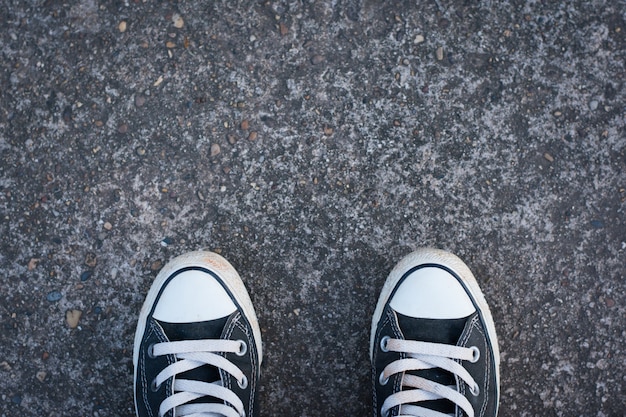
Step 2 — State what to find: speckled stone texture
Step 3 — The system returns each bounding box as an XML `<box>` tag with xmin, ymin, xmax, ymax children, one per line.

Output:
<box><xmin>0</xmin><ymin>1</ymin><xmax>624</xmax><ymax>416</ymax></box>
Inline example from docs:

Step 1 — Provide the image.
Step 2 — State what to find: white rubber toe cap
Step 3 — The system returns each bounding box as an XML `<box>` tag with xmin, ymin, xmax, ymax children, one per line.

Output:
<box><xmin>152</xmin><ymin>269</ymin><xmax>237</xmax><ymax>323</ymax></box>
<box><xmin>389</xmin><ymin>266</ymin><xmax>476</xmax><ymax>319</ymax></box>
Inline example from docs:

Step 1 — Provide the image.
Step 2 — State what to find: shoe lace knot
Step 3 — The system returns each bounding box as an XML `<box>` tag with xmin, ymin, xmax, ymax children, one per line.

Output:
<box><xmin>150</xmin><ymin>339</ymin><xmax>249</xmax><ymax>417</ymax></box>
<box><xmin>379</xmin><ymin>337</ymin><xmax>480</xmax><ymax>417</ymax></box>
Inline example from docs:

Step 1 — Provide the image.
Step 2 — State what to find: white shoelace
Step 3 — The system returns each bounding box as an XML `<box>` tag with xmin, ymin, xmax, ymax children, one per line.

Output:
<box><xmin>151</xmin><ymin>339</ymin><xmax>248</xmax><ymax>417</ymax></box>
<box><xmin>379</xmin><ymin>337</ymin><xmax>480</xmax><ymax>417</ymax></box>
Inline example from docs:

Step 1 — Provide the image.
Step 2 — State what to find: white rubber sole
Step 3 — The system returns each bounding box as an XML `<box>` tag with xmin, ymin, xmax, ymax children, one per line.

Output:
<box><xmin>369</xmin><ymin>248</ymin><xmax>500</xmax><ymax>386</ymax></box>
<box><xmin>132</xmin><ymin>250</ymin><xmax>263</xmax><ymax>368</ymax></box>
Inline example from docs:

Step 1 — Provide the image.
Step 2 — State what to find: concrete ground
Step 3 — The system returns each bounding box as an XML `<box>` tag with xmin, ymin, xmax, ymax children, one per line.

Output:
<box><xmin>1</xmin><ymin>0</ymin><xmax>624</xmax><ymax>416</ymax></box>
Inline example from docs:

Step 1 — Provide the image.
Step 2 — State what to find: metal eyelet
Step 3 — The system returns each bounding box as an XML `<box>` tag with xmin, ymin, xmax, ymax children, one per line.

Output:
<box><xmin>150</xmin><ymin>378</ymin><xmax>160</xmax><ymax>392</ymax></box>
<box><xmin>147</xmin><ymin>344</ymin><xmax>156</xmax><ymax>359</ymax></box>
<box><xmin>380</xmin><ymin>336</ymin><xmax>391</xmax><ymax>353</ymax></box>
<box><xmin>238</xmin><ymin>375</ymin><xmax>248</xmax><ymax>389</ymax></box>
<box><xmin>469</xmin><ymin>346</ymin><xmax>480</xmax><ymax>363</ymax></box>
<box><xmin>236</xmin><ymin>340</ymin><xmax>247</xmax><ymax>356</ymax></box>
<box><xmin>470</xmin><ymin>383</ymin><xmax>480</xmax><ymax>396</ymax></box>
<box><xmin>378</xmin><ymin>371</ymin><xmax>389</xmax><ymax>386</ymax></box>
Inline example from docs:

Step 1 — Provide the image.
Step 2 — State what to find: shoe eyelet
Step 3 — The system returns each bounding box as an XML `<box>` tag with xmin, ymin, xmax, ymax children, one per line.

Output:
<box><xmin>147</xmin><ymin>344</ymin><xmax>156</xmax><ymax>359</ymax></box>
<box><xmin>378</xmin><ymin>371</ymin><xmax>389</xmax><ymax>386</ymax></box>
<box><xmin>380</xmin><ymin>336</ymin><xmax>391</xmax><ymax>353</ymax></box>
<box><xmin>150</xmin><ymin>378</ymin><xmax>160</xmax><ymax>392</ymax></box>
<box><xmin>469</xmin><ymin>346</ymin><xmax>480</xmax><ymax>363</ymax></box>
<box><xmin>470</xmin><ymin>383</ymin><xmax>480</xmax><ymax>396</ymax></box>
<box><xmin>238</xmin><ymin>375</ymin><xmax>248</xmax><ymax>389</ymax></box>
<box><xmin>236</xmin><ymin>340</ymin><xmax>247</xmax><ymax>357</ymax></box>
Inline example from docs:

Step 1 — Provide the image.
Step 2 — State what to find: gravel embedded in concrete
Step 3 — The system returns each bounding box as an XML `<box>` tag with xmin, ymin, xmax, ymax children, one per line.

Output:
<box><xmin>0</xmin><ymin>1</ymin><xmax>624</xmax><ymax>416</ymax></box>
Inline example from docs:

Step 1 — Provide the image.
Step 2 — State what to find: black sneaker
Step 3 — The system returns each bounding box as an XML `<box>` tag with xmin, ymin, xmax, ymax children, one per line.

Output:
<box><xmin>370</xmin><ymin>248</ymin><xmax>500</xmax><ymax>417</ymax></box>
<box><xmin>133</xmin><ymin>251</ymin><xmax>262</xmax><ymax>417</ymax></box>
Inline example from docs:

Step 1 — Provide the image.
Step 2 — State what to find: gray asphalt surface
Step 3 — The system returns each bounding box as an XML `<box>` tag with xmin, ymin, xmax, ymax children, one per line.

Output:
<box><xmin>1</xmin><ymin>1</ymin><xmax>625</xmax><ymax>416</ymax></box>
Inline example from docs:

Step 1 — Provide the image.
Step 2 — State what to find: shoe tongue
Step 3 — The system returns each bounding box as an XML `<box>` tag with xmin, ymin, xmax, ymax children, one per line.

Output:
<box><xmin>158</xmin><ymin>316</ymin><xmax>228</xmax><ymax>341</ymax></box>
<box><xmin>157</xmin><ymin>315</ymin><xmax>230</xmax><ymax>393</ymax></box>
<box><xmin>396</xmin><ymin>312</ymin><xmax>468</xmax><ymax>345</ymax></box>
<box><xmin>396</xmin><ymin>311</ymin><xmax>471</xmax><ymax>415</ymax></box>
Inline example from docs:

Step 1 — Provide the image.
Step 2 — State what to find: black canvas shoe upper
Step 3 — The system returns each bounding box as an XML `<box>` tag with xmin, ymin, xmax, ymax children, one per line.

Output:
<box><xmin>371</xmin><ymin>249</ymin><xmax>500</xmax><ymax>417</ymax></box>
<box><xmin>133</xmin><ymin>252</ymin><xmax>262</xmax><ymax>417</ymax></box>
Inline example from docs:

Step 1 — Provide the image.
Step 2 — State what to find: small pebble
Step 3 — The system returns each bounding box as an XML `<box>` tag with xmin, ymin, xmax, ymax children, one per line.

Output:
<box><xmin>46</xmin><ymin>291</ymin><xmax>62</xmax><ymax>302</ymax></box>
<box><xmin>414</xmin><ymin>34</ymin><xmax>425</xmax><ymax>44</ymax></box>
<box><xmin>589</xmin><ymin>100</ymin><xmax>598</xmax><ymax>111</ymax></box>
<box><xmin>240</xmin><ymin>119</ymin><xmax>250</xmax><ymax>130</ymax></box>
<box><xmin>136</xmin><ymin>146</ymin><xmax>146</xmax><ymax>156</ymax></box>
<box><xmin>248</xmin><ymin>131</ymin><xmax>258</xmax><ymax>141</ymax></box>
<box><xmin>172</xmin><ymin>14</ymin><xmax>184</xmax><ymax>28</ymax></box>
<box><xmin>196</xmin><ymin>190</ymin><xmax>205</xmax><ymax>201</ymax></box>
<box><xmin>103</xmin><ymin>222</ymin><xmax>113</xmax><ymax>230</ymax></box>
<box><xmin>80</xmin><ymin>271</ymin><xmax>92</xmax><ymax>282</ymax></box>
<box><xmin>591</xmin><ymin>220</ymin><xmax>604</xmax><ymax>228</ymax></box>
<box><xmin>311</xmin><ymin>55</ymin><xmax>325</xmax><ymax>65</ymax></box>
<box><xmin>279</xmin><ymin>22</ymin><xmax>289</xmax><ymax>36</ymax></box>
<box><xmin>85</xmin><ymin>252</ymin><xmax>97</xmax><ymax>268</ymax></box>
<box><xmin>210</xmin><ymin>143</ymin><xmax>221</xmax><ymax>156</ymax></box>
<box><xmin>28</xmin><ymin>258</ymin><xmax>40</xmax><ymax>271</ymax></box>
<box><xmin>118</xmin><ymin>123</ymin><xmax>128</xmax><ymax>134</ymax></box>
<box><xmin>324</xmin><ymin>126</ymin><xmax>334</xmax><ymax>136</ymax></box>
<box><xmin>135</xmin><ymin>95</ymin><xmax>146</xmax><ymax>107</ymax></box>
<box><xmin>66</xmin><ymin>309</ymin><xmax>82</xmax><ymax>329</ymax></box>
<box><xmin>118</xmin><ymin>21</ymin><xmax>127</xmax><ymax>33</ymax></box>
<box><xmin>436</xmin><ymin>47</ymin><xmax>444</xmax><ymax>61</ymax></box>
<box><xmin>166</xmin><ymin>41</ymin><xmax>176</xmax><ymax>49</ymax></box>
<box><xmin>151</xmin><ymin>260</ymin><xmax>163</xmax><ymax>271</ymax></box>
<box><xmin>544</xmin><ymin>153</ymin><xmax>554</xmax><ymax>162</ymax></box>
<box><xmin>36</xmin><ymin>371</ymin><xmax>47</xmax><ymax>383</ymax></box>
